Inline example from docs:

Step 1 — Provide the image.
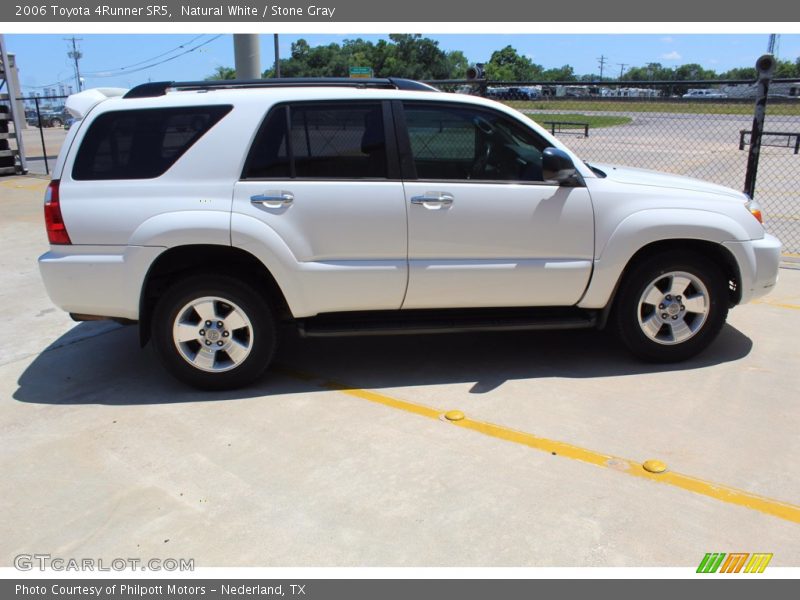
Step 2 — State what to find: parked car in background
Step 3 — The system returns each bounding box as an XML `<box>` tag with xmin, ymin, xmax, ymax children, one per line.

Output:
<box><xmin>486</xmin><ymin>86</ymin><xmax>540</xmax><ymax>100</ymax></box>
<box><xmin>28</xmin><ymin>107</ymin><xmax>70</xmax><ymax>128</ymax></box>
<box><xmin>25</xmin><ymin>109</ymin><xmax>39</xmax><ymax>127</ymax></box>
<box><xmin>682</xmin><ymin>89</ymin><xmax>728</xmax><ymax>99</ymax></box>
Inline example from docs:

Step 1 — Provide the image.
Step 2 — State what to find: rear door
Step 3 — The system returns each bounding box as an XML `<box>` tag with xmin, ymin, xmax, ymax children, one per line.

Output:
<box><xmin>232</xmin><ymin>101</ymin><xmax>408</xmax><ymax>316</ymax></box>
<box><xmin>397</xmin><ymin>100</ymin><xmax>595</xmax><ymax>309</ymax></box>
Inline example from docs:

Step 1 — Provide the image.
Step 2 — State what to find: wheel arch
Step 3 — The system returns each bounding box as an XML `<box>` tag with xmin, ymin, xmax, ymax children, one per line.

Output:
<box><xmin>138</xmin><ymin>244</ymin><xmax>291</xmax><ymax>347</ymax></box>
<box><xmin>594</xmin><ymin>238</ymin><xmax>742</xmax><ymax>329</ymax></box>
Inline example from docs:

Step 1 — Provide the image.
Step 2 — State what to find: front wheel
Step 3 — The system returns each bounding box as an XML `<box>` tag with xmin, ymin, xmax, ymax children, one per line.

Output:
<box><xmin>152</xmin><ymin>275</ymin><xmax>276</xmax><ymax>390</ymax></box>
<box><xmin>614</xmin><ymin>253</ymin><xmax>728</xmax><ymax>362</ymax></box>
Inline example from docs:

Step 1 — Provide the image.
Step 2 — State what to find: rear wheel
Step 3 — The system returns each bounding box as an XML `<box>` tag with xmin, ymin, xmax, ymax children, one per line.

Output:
<box><xmin>152</xmin><ymin>275</ymin><xmax>276</xmax><ymax>389</ymax></box>
<box><xmin>614</xmin><ymin>253</ymin><xmax>728</xmax><ymax>362</ymax></box>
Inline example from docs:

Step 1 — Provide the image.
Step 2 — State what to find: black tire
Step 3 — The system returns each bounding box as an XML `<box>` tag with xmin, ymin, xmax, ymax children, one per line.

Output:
<box><xmin>152</xmin><ymin>275</ymin><xmax>276</xmax><ymax>390</ymax></box>
<box><xmin>49</xmin><ymin>118</ymin><xmax>63</xmax><ymax>128</ymax></box>
<box><xmin>613</xmin><ymin>252</ymin><xmax>728</xmax><ymax>362</ymax></box>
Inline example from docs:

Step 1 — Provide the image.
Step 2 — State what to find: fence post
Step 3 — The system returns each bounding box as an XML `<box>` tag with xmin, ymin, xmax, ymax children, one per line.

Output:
<box><xmin>743</xmin><ymin>54</ymin><xmax>776</xmax><ymax>199</ymax></box>
<box><xmin>34</xmin><ymin>96</ymin><xmax>49</xmax><ymax>175</ymax></box>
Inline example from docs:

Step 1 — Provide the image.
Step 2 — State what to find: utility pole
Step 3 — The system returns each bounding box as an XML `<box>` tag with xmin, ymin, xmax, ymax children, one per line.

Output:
<box><xmin>617</xmin><ymin>63</ymin><xmax>628</xmax><ymax>78</ymax></box>
<box><xmin>597</xmin><ymin>54</ymin><xmax>608</xmax><ymax>80</ymax></box>
<box><xmin>274</xmin><ymin>34</ymin><xmax>280</xmax><ymax>78</ymax></box>
<box><xmin>233</xmin><ymin>34</ymin><xmax>261</xmax><ymax>79</ymax></box>
<box><xmin>65</xmin><ymin>36</ymin><xmax>83</xmax><ymax>91</ymax></box>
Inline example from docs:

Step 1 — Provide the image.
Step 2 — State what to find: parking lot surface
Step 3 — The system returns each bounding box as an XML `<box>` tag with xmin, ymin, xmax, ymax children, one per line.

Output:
<box><xmin>1</xmin><ymin>175</ymin><xmax>799</xmax><ymax>567</ymax></box>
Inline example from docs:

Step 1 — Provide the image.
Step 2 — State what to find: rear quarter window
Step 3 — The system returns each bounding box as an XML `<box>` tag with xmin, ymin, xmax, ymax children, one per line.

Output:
<box><xmin>72</xmin><ymin>105</ymin><xmax>232</xmax><ymax>180</ymax></box>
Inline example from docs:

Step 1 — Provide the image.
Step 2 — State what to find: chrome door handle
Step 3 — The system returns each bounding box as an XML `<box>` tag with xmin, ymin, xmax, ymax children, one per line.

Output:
<box><xmin>410</xmin><ymin>192</ymin><xmax>454</xmax><ymax>209</ymax></box>
<box><xmin>250</xmin><ymin>191</ymin><xmax>294</xmax><ymax>208</ymax></box>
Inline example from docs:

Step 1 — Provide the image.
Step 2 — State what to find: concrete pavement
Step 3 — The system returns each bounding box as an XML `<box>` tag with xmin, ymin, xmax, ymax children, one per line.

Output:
<box><xmin>1</xmin><ymin>175</ymin><xmax>798</xmax><ymax>567</ymax></box>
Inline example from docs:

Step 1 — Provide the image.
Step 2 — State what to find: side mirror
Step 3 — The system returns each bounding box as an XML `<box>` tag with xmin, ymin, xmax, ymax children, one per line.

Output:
<box><xmin>542</xmin><ymin>147</ymin><xmax>580</xmax><ymax>184</ymax></box>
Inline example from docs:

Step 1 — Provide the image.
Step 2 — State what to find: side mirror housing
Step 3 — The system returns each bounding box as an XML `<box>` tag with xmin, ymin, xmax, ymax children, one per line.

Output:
<box><xmin>542</xmin><ymin>147</ymin><xmax>580</xmax><ymax>185</ymax></box>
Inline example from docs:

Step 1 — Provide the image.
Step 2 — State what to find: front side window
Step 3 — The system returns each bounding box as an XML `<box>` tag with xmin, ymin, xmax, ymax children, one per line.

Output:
<box><xmin>72</xmin><ymin>105</ymin><xmax>231</xmax><ymax>180</ymax></box>
<box><xmin>244</xmin><ymin>102</ymin><xmax>387</xmax><ymax>179</ymax></box>
<box><xmin>403</xmin><ymin>102</ymin><xmax>547</xmax><ymax>182</ymax></box>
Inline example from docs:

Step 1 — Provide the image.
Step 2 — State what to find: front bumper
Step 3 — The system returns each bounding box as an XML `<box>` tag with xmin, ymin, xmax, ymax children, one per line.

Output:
<box><xmin>722</xmin><ymin>233</ymin><xmax>782</xmax><ymax>304</ymax></box>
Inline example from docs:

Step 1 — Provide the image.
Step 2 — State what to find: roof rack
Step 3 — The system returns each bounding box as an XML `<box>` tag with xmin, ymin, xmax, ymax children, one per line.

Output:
<box><xmin>123</xmin><ymin>77</ymin><xmax>438</xmax><ymax>99</ymax></box>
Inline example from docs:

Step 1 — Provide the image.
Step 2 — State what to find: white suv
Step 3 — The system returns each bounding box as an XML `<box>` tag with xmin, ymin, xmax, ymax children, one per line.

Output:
<box><xmin>39</xmin><ymin>78</ymin><xmax>781</xmax><ymax>389</ymax></box>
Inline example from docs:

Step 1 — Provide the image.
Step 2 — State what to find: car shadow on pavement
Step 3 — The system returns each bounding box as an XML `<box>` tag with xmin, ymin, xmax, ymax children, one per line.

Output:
<box><xmin>13</xmin><ymin>319</ymin><xmax>753</xmax><ymax>406</ymax></box>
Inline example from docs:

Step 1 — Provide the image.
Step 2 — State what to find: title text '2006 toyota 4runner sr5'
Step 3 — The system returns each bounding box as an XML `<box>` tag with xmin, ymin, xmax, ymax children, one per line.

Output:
<box><xmin>38</xmin><ymin>78</ymin><xmax>781</xmax><ymax>389</ymax></box>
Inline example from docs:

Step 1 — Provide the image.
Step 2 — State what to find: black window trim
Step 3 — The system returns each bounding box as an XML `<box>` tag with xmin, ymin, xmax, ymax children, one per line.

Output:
<box><xmin>241</xmin><ymin>99</ymin><xmax>401</xmax><ymax>182</ymax></box>
<box><xmin>395</xmin><ymin>99</ymin><xmax>572</xmax><ymax>187</ymax></box>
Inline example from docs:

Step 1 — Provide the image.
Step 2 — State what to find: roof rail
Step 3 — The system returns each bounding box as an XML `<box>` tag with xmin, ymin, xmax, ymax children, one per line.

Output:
<box><xmin>123</xmin><ymin>77</ymin><xmax>437</xmax><ymax>99</ymax></box>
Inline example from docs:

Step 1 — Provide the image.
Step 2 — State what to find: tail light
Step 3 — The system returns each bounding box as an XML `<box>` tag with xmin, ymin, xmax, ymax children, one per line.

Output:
<box><xmin>44</xmin><ymin>179</ymin><xmax>71</xmax><ymax>245</ymax></box>
<box><xmin>745</xmin><ymin>198</ymin><xmax>763</xmax><ymax>224</ymax></box>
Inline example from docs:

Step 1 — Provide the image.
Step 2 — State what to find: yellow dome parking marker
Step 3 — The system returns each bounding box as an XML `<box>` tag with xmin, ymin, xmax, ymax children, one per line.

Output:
<box><xmin>444</xmin><ymin>410</ymin><xmax>465</xmax><ymax>422</ymax></box>
<box><xmin>275</xmin><ymin>367</ymin><xmax>800</xmax><ymax>525</ymax></box>
<box><xmin>643</xmin><ymin>459</ymin><xmax>668</xmax><ymax>474</ymax></box>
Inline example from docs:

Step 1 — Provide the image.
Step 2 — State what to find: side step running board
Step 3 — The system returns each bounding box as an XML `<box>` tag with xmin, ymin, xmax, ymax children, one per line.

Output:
<box><xmin>297</xmin><ymin>307</ymin><xmax>598</xmax><ymax>338</ymax></box>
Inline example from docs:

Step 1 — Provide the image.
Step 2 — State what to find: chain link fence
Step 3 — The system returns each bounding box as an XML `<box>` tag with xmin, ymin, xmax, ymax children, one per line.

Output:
<box><xmin>7</xmin><ymin>82</ymin><xmax>800</xmax><ymax>256</ymax></box>
<box><xmin>10</xmin><ymin>94</ymin><xmax>70</xmax><ymax>175</ymax></box>
<box><xmin>428</xmin><ymin>79</ymin><xmax>800</xmax><ymax>257</ymax></box>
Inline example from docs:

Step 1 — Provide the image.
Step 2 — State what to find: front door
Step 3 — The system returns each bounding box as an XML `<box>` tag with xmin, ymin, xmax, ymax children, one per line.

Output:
<box><xmin>399</xmin><ymin>101</ymin><xmax>595</xmax><ymax>309</ymax></box>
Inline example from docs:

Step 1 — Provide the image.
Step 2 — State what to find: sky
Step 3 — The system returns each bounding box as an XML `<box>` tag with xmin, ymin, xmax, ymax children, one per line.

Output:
<box><xmin>6</xmin><ymin>33</ymin><xmax>800</xmax><ymax>94</ymax></box>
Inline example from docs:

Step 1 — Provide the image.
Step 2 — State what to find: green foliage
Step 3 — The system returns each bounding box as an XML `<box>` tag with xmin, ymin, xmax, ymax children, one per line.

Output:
<box><xmin>718</xmin><ymin>66</ymin><xmax>757</xmax><ymax>79</ymax></box>
<box><xmin>542</xmin><ymin>65</ymin><xmax>577</xmax><ymax>82</ymax></box>
<box><xmin>484</xmin><ymin>45</ymin><xmax>543</xmax><ymax>81</ymax></box>
<box><xmin>774</xmin><ymin>59</ymin><xmax>800</xmax><ymax>78</ymax></box>
<box><xmin>206</xmin><ymin>66</ymin><xmax>236</xmax><ymax>80</ymax></box>
<box><xmin>259</xmin><ymin>34</ymin><xmax>468</xmax><ymax>79</ymax></box>
<box><xmin>208</xmin><ymin>36</ymin><xmax>800</xmax><ymax>83</ymax></box>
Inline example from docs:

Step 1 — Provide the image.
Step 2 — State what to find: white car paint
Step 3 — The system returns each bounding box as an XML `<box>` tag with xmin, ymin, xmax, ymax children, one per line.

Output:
<box><xmin>39</xmin><ymin>84</ymin><xmax>780</xmax><ymax>324</ymax></box>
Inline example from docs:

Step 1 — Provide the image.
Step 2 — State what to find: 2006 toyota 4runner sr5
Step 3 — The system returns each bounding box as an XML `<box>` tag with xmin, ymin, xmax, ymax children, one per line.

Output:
<box><xmin>39</xmin><ymin>78</ymin><xmax>781</xmax><ymax>389</ymax></box>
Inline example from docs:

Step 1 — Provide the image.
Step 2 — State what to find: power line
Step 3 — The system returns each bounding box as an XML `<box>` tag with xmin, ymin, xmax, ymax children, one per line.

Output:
<box><xmin>81</xmin><ymin>34</ymin><xmax>208</xmax><ymax>76</ymax></box>
<box><xmin>23</xmin><ymin>75</ymin><xmax>76</xmax><ymax>90</ymax></box>
<box><xmin>22</xmin><ymin>35</ymin><xmax>222</xmax><ymax>94</ymax></box>
<box><xmin>617</xmin><ymin>63</ymin><xmax>628</xmax><ymax>78</ymax></box>
<box><xmin>83</xmin><ymin>35</ymin><xmax>223</xmax><ymax>78</ymax></box>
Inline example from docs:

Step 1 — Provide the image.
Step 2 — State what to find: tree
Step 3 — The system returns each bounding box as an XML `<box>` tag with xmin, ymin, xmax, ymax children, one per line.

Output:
<box><xmin>445</xmin><ymin>50</ymin><xmax>469</xmax><ymax>80</ymax></box>
<box><xmin>674</xmin><ymin>63</ymin><xmax>716</xmax><ymax>81</ymax></box>
<box><xmin>774</xmin><ymin>59</ymin><xmax>799</xmax><ymax>78</ymax></box>
<box><xmin>719</xmin><ymin>66</ymin><xmax>757</xmax><ymax>80</ymax></box>
<box><xmin>542</xmin><ymin>65</ymin><xmax>576</xmax><ymax>82</ymax></box>
<box><xmin>622</xmin><ymin>62</ymin><xmax>674</xmax><ymax>82</ymax></box>
<box><xmin>485</xmin><ymin>45</ymin><xmax>543</xmax><ymax>81</ymax></box>
<box><xmin>206</xmin><ymin>66</ymin><xmax>236</xmax><ymax>80</ymax></box>
<box><xmin>260</xmin><ymin>35</ymin><xmax>466</xmax><ymax>80</ymax></box>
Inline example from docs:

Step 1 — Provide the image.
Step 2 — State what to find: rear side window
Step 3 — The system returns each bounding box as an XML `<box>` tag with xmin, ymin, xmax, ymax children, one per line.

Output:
<box><xmin>72</xmin><ymin>105</ymin><xmax>232</xmax><ymax>180</ymax></box>
<box><xmin>244</xmin><ymin>102</ymin><xmax>387</xmax><ymax>179</ymax></box>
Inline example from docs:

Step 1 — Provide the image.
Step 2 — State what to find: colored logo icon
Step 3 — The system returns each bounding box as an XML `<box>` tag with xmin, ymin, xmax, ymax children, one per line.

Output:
<box><xmin>697</xmin><ymin>553</ymin><xmax>773</xmax><ymax>573</ymax></box>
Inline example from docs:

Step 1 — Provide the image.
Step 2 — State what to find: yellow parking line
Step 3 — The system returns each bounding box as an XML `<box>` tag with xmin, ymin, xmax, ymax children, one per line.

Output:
<box><xmin>754</xmin><ymin>299</ymin><xmax>800</xmax><ymax>310</ymax></box>
<box><xmin>0</xmin><ymin>178</ymin><xmax>49</xmax><ymax>191</ymax></box>
<box><xmin>279</xmin><ymin>367</ymin><xmax>800</xmax><ymax>525</ymax></box>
